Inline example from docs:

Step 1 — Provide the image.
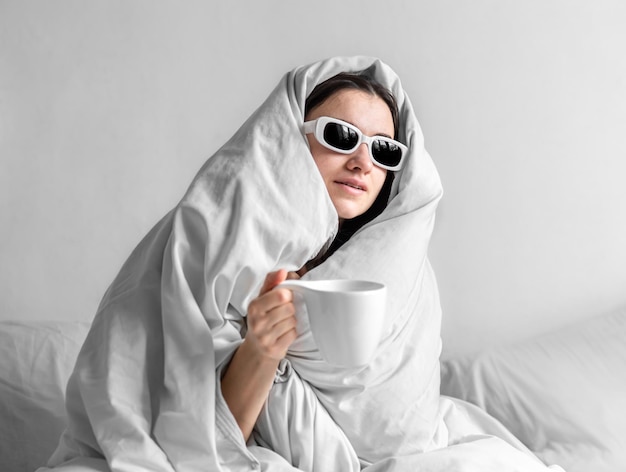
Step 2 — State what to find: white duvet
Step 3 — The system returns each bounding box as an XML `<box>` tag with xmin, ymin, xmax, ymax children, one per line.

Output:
<box><xmin>40</xmin><ymin>56</ymin><xmax>564</xmax><ymax>471</ymax></box>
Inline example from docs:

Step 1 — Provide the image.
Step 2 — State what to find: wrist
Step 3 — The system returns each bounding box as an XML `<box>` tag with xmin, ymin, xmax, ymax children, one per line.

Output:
<box><xmin>239</xmin><ymin>337</ymin><xmax>282</xmax><ymax>370</ymax></box>
<box><xmin>222</xmin><ymin>338</ymin><xmax>281</xmax><ymax>441</ymax></box>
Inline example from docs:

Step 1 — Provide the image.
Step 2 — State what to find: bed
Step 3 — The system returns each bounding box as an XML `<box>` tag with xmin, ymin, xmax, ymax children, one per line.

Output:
<box><xmin>1</xmin><ymin>307</ymin><xmax>624</xmax><ymax>472</ymax></box>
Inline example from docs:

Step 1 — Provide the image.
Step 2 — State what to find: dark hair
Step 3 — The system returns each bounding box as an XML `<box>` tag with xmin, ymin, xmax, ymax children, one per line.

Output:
<box><xmin>305</xmin><ymin>72</ymin><xmax>400</xmax><ymax>138</ymax></box>
<box><xmin>302</xmin><ymin>72</ymin><xmax>400</xmax><ymax>271</ymax></box>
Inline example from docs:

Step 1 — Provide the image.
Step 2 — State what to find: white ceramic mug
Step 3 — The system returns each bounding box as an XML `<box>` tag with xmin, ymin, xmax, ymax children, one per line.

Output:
<box><xmin>278</xmin><ymin>279</ymin><xmax>387</xmax><ymax>367</ymax></box>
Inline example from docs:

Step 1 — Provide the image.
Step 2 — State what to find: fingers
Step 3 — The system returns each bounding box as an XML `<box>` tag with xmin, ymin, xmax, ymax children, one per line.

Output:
<box><xmin>249</xmin><ymin>297</ymin><xmax>295</xmax><ymax>330</ymax></box>
<box><xmin>274</xmin><ymin>326</ymin><xmax>298</xmax><ymax>352</ymax></box>
<box><xmin>259</xmin><ymin>269</ymin><xmax>289</xmax><ymax>296</ymax></box>
<box><xmin>246</xmin><ymin>270</ymin><xmax>298</xmax><ymax>360</ymax></box>
<box><xmin>263</xmin><ymin>306</ymin><xmax>297</xmax><ymax>341</ymax></box>
<box><xmin>247</xmin><ymin>302</ymin><xmax>297</xmax><ymax>359</ymax></box>
<box><xmin>248</xmin><ymin>285</ymin><xmax>293</xmax><ymax>320</ymax></box>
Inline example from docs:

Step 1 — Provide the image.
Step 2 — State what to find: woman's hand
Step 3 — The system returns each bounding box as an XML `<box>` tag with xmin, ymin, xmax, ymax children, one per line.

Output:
<box><xmin>245</xmin><ymin>269</ymin><xmax>299</xmax><ymax>361</ymax></box>
<box><xmin>221</xmin><ymin>269</ymin><xmax>300</xmax><ymax>440</ymax></box>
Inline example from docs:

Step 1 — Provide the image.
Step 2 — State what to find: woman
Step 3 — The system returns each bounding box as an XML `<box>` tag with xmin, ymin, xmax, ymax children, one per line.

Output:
<box><xmin>42</xmin><ymin>56</ymin><xmax>561</xmax><ymax>472</ymax></box>
<box><xmin>221</xmin><ymin>71</ymin><xmax>404</xmax><ymax>444</ymax></box>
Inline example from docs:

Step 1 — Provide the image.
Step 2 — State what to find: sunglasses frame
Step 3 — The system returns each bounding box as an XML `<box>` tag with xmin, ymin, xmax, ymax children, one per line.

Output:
<box><xmin>303</xmin><ymin>116</ymin><xmax>407</xmax><ymax>171</ymax></box>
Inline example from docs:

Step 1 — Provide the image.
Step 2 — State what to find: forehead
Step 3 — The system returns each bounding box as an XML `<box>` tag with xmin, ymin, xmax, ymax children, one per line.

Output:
<box><xmin>308</xmin><ymin>89</ymin><xmax>395</xmax><ymax>137</ymax></box>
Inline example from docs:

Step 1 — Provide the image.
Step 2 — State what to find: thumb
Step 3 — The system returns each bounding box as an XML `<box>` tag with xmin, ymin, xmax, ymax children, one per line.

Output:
<box><xmin>259</xmin><ymin>269</ymin><xmax>288</xmax><ymax>295</ymax></box>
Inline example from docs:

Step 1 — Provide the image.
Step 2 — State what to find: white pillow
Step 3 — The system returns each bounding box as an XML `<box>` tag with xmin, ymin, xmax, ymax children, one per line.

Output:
<box><xmin>0</xmin><ymin>321</ymin><xmax>89</xmax><ymax>472</ymax></box>
<box><xmin>440</xmin><ymin>307</ymin><xmax>626</xmax><ymax>472</ymax></box>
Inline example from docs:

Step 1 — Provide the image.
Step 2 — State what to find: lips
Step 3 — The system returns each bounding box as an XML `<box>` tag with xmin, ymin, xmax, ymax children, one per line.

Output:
<box><xmin>336</xmin><ymin>179</ymin><xmax>367</xmax><ymax>192</ymax></box>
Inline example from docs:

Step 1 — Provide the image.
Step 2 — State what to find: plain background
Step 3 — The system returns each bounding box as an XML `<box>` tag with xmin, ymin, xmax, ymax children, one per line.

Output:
<box><xmin>1</xmin><ymin>0</ymin><xmax>625</xmax><ymax>357</ymax></box>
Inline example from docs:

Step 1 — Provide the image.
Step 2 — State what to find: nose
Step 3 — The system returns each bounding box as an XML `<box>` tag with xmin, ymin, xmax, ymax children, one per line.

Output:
<box><xmin>346</xmin><ymin>143</ymin><xmax>373</xmax><ymax>172</ymax></box>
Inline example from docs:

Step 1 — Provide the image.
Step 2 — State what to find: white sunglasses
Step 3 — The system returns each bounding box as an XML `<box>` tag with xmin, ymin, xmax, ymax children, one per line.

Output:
<box><xmin>303</xmin><ymin>116</ymin><xmax>407</xmax><ymax>171</ymax></box>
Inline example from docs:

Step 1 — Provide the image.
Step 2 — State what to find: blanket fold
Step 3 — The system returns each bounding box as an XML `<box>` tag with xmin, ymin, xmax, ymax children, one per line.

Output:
<box><xmin>43</xmin><ymin>56</ymin><xmax>564</xmax><ymax>472</ymax></box>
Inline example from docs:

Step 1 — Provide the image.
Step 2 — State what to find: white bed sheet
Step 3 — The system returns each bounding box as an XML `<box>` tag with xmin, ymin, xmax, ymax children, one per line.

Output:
<box><xmin>441</xmin><ymin>307</ymin><xmax>626</xmax><ymax>472</ymax></box>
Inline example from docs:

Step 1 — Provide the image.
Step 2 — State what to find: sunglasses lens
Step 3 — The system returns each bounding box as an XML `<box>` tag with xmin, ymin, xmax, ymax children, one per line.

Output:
<box><xmin>372</xmin><ymin>140</ymin><xmax>403</xmax><ymax>168</ymax></box>
<box><xmin>323</xmin><ymin>123</ymin><xmax>359</xmax><ymax>151</ymax></box>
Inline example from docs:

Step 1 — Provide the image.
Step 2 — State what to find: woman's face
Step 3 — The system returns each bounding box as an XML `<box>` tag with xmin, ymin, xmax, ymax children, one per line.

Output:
<box><xmin>305</xmin><ymin>89</ymin><xmax>393</xmax><ymax>221</ymax></box>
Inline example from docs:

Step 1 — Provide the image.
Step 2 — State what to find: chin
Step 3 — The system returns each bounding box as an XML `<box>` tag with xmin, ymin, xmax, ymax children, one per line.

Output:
<box><xmin>336</xmin><ymin>208</ymin><xmax>366</xmax><ymax>220</ymax></box>
<box><xmin>333</xmin><ymin>199</ymin><xmax>373</xmax><ymax>221</ymax></box>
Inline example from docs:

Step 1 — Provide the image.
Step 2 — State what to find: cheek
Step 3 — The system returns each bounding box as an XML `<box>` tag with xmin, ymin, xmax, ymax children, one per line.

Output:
<box><xmin>371</xmin><ymin>168</ymin><xmax>388</xmax><ymax>194</ymax></box>
<box><xmin>309</xmin><ymin>146</ymin><xmax>336</xmax><ymax>182</ymax></box>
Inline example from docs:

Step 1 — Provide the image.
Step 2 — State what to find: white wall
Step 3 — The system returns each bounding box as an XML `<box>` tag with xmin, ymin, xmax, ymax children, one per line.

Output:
<box><xmin>1</xmin><ymin>0</ymin><xmax>625</xmax><ymax>356</ymax></box>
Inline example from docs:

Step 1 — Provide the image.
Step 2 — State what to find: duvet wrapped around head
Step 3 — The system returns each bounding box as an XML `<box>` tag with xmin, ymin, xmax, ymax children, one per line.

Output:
<box><xmin>40</xmin><ymin>55</ymin><xmax>445</xmax><ymax>471</ymax></box>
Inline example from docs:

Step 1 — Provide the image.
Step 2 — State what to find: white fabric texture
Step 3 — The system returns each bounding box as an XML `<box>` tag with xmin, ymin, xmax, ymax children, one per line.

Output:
<box><xmin>0</xmin><ymin>321</ymin><xmax>90</xmax><ymax>472</ymax></box>
<box><xmin>40</xmin><ymin>56</ymin><xmax>563</xmax><ymax>471</ymax></box>
<box><xmin>441</xmin><ymin>307</ymin><xmax>626</xmax><ymax>472</ymax></box>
